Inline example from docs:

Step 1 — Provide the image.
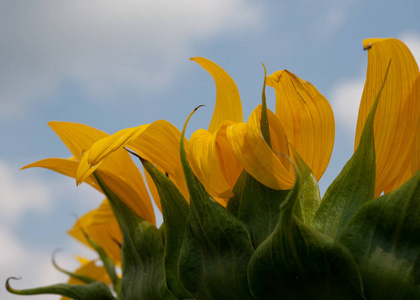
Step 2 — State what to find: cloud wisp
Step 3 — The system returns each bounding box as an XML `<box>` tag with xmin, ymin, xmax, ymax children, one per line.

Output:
<box><xmin>0</xmin><ymin>0</ymin><xmax>264</xmax><ymax>119</ymax></box>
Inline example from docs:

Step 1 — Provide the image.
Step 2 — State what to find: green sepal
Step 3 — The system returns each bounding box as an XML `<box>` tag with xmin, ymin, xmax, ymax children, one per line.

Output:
<box><xmin>312</xmin><ymin>61</ymin><xmax>391</xmax><ymax>239</ymax></box>
<box><xmin>226</xmin><ymin>67</ymin><xmax>291</xmax><ymax>249</ymax></box>
<box><xmin>178</xmin><ymin>108</ymin><xmax>256</xmax><ymax>300</ymax></box>
<box><xmin>292</xmin><ymin>149</ymin><xmax>322</xmax><ymax>225</ymax></box>
<box><xmin>6</xmin><ymin>277</ymin><xmax>115</xmax><ymax>300</ymax></box>
<box><xmin>248</xmin><ymin>164</ymin><xmax>365</xmax><ymax>300</ymax></box>
<box><xmin>94</xmin><ymin>173</ymin><xmax>176</xmax><ymax>300</ymax></box>
<box><xmin>339</xmin><ymin>169</ymin><xmax>420</xmax><ymax>299</ymax></box>
<box><xmin>79</xmin><ymin>224</ymin><xmax>120</xmax><ymax>292</ymax></box>
<box><xmin>51</xmin><ymin>250</ymin><xmax>96</xmax><ymax>285</ymax></box>
<box><xmin>141</xmin><ymin>158</ymin><xmax>193</xmax><ymax>299</ymax></box>
<box><xmin>260</xmin><ymin>62</ymin><xmax>272</xmax><ymax>148</ymax></box>
<box><xmin>228</xmin><ymin>170</ymin><xmax>290</xmax><ymax>248</ymax></box>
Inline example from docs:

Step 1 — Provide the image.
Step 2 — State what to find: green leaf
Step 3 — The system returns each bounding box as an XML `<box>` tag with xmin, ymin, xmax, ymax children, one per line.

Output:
<box><xmin>141</xmin><ymin>158</ymin><xmax>193</xmax><ymax>299</ymax></box>
<box><xmin>248</xmin><ymin>165</ymin><xmax>365</xmax><ymax>300</ymax></box>
<box><xmin>178</xmin><ymin>107</ymin><xmax>256</xmax><ymax>300</ymax></box>
<box><xmin>339</xmin><ymin>170</ymin><xmax>420</xmax><ymax>299</ymax></box>
<box><xmin>6</xmin><ymin>277</ymin><xmax>115</xmax><ymax>300</ymax></box>
<box><xmin>94</xmin><ymin>173</ymin><xmax>176</xmax><ymax>300</ymax></box>
<box><xmin>312</xmin><ymin>61</ymin><xmax>391</xmax><ymax>239</ymax></box>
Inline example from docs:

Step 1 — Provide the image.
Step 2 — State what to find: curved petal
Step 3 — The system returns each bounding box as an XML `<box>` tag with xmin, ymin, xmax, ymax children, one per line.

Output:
<box><xmin>356</xmin><ymin>38</ymin><xmax>420</xmax><ymax>196</ymax></box>
<box><xmin>88</xmin><ymin>125</ymin><xmax>149</xmax><ymax>166</ymax></box>
<box><xmin>189</xmin><ymin>120</ymin><xmax>242</xmax><ymax>200</ymax></box>
<box><xmin>21</xmin><ymin>158</ymin><xmax>101</xmax><ymax>192</ymax></box>
<box><xmin>79</xmin><ymin>120</ymin><xmax>189</xmax><ymax>203</ymax></box>
<box><xmin>49</xmin><ymin>122</ymin><xmax>108</xmax><ymax>160</ymax></box>
<box><xmin>191</xmin><ymin>57</ymin><xmax>243</xmax><ymax>133</ymax></box>
<box><xmin>49</xmin><ymin>121</ymin><xmax>155</xmax><ymax>224</ymax></box>
<box><xmin>266</xmin><ymin>70</ymin><xmax>335</xmax><ymax>181</ymax></box>
<box><xmin>227</xmin><ymin>106</ymin><xmax>295</xmax><ymax>190</ymax></box>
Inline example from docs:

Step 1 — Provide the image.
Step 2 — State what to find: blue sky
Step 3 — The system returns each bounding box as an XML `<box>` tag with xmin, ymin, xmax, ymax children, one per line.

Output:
<box><xmin>1</xmin><ymin>1</ymin><xmax>419</xmax><ymax>299</ymax></box>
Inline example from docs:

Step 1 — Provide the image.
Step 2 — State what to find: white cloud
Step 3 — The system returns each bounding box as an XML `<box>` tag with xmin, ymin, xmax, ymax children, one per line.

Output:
<box><xmin>0</xmin><ymin>0</ymin><xmax>264</xmax><ymax>119</ymax></box>
<box><xmin>401</xmin><ymin>32</ymin><xmax>420</xmax><ymax>62</ymax></box>
<box><xmin>0</xmin><ymin>158</ymin><xmax>104</xmax><ymax>299</ymax></box>
<box><xmin>315</xmin><ymin>0</ymin><xmax>362</xmax><ymax>42</ymax></box>
<box><xmin>0</xmin><ymin>161</ymin><xmax>52</xmax><ymax>225</ymax></box>
<box><xmin>0</xmin><ymin>222</ymin><xmax>93</xmax><ymax>300</ymax></box>
<box><xmin>330</xmin><ymin>79</ymin><xmax>364</xmax><ymax>134</ymax></box>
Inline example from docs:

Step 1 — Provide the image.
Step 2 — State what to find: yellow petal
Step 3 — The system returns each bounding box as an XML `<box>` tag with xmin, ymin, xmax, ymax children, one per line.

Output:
<box><xmin>88</xmin><ymin>125</ymin><xmax>149</xmax><ymax>166</ymax></box>
<box><xmin>191</xmin><ymin>57</ymin><xmax>243</xmax><ymax>133</ymax></box>
<box><xmin>68</xmin><ymin>200</ymin><xmax>122</xmax><ymax>263</ymax></box>
<box><xmin>356</xmin><ymin>38</ymin><xmax>420</xmax><ymax>196</ymax></box>
<box><xmin>189</xmin><ymin>120</ymin><xmax>242</xmax><ymax>200</ymax></box>
<box><xmin>49</xmin><ymin>122</ymin><xmax>108</xmax><ymax>160</ymax></box>
<box><xmin>227</xmin><ymin>106</ymin><xmax>295</xmax><ymax>190</ymax></box>
<box><xmin>21</xmin><ymin>158</ymin><xmax>101</xmax><ymax>192</ymax></box>
<box><xmin>81</xmin><ymin>120</ymin><xmax>190</xmax><ymax>203</ymax></box>
<box><xmin>266</xmin><ymin>70</ymin><xmax>335</xmax><ymax>181</ymax></box>
<box><xmin>50</xmin><ymin>121</ymin><xmax>155</xmax><ymax>224</ymax></box>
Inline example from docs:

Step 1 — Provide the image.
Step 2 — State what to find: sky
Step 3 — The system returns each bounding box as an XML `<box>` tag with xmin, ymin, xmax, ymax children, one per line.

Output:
<box><xmin>1</xmin><ymin>1</ymin><xmax>419</xmax><ymax>299</ymax></box>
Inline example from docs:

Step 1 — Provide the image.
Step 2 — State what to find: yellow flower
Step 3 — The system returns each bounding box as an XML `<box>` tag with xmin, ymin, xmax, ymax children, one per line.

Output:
<box><xmin>356</xmin><ymin>38</ymin><xmax>420</xmax><ymax>196</ymax></box>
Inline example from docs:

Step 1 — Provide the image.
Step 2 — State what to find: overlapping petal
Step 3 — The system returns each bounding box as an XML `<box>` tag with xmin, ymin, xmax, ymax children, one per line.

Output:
<box><xmin>356</xmin><ymin>38</ymin><xmax>420</xmax><ymax>196</ymax></box>
<box><xmin>25</xmin><ymin>122</ymin><xmax>156</xmax><ymax>224</ymax></box>
<box><xmin>78</xmin><ymin>120</ymin><xmax>189</xmax><ymax>205</ymax></box>
<box><xmin>266</xmin><ymin>70</ymin><xmax>335</xmax><ymax>181</ymax></box>
<box><xmin>191</xmin><ymin>57</ymin><xmax>243</xmax><ymax>134</ymax></box>
<box><xmin>189</xmin><ymin>120</ymin><xmax>242</xmax><ymax>202</ymax></box>
<box><xmin>227</xmin><ymin>105</ymin><xmax>295</xmax><ymax>190</ymax></box>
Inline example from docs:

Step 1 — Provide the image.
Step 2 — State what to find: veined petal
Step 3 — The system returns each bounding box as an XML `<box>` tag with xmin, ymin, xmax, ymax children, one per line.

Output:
<box><xmin>191</xmin><ymin>57</ymin><xmax>243</xmax><ymax>133</ymax></box>
<box><xmin>21</xmin><ymin>158</ymin><xmax>101</xmax><ymax>192</ymax></box>
<box><xmin>266</xmin><ymin>70</ymin><xmax>335</xmax><ymax>181</ymax></box>
<box><xmin>68</xmin><ymin>200</ymin><xmax>122</xmax><ymax>263</ymax></box>
<box><xmin>81</xmin><ymin>120</ymin><xmax>190</xmax><ymax>202</ymax></box>
<box><xmin>227</xmin><ymin>106</ymin><xmax>295</xmax><ymax>190</ymax></box>
<box><xmin>356</xmin><ymin>38</ymin><xmax>420</xmax><ymax>196</ymax></box>
<box><xmin>88</xmin><ymin>125</ymin><xmax>149</xmax><ymax>166</ymax></box>
<box><xmin>127</xmin><ymin>120</ymin><xmax>190</xmax><ymax>201</ymax></box>
<box><xmin>189</xmin><ymin>120</ymin><xmax>242</xmax><ymax>201</ymax></box>
<box><xmin>49</xmin><ymin>122</ymin><xmax>108</xmax><ymax>160</ymax></box>
<box><xmin>49</xmin><ymin>121</ymin><xmax>155</xmax><ymax>224</ymax></box>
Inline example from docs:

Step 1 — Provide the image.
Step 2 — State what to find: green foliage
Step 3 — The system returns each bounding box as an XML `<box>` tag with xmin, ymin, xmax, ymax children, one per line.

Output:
<box><xmin>177</xmin><ymin>112</ymin><xmax>256</xmax><ymax>300</ymax></box>
<box><xmin>340</xmin><ymin>169</ymin><xmax>420</xmax><ymax>299</ymax></box>
<box><xmin>95</xmin><ymin>173</ymin><xmax>176</xmax><ymax>300</ymax></box>
<box><xmin>6</xmin><ymin>277</ymin><xmax>115</xmax><ymax>300</ymax></box>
